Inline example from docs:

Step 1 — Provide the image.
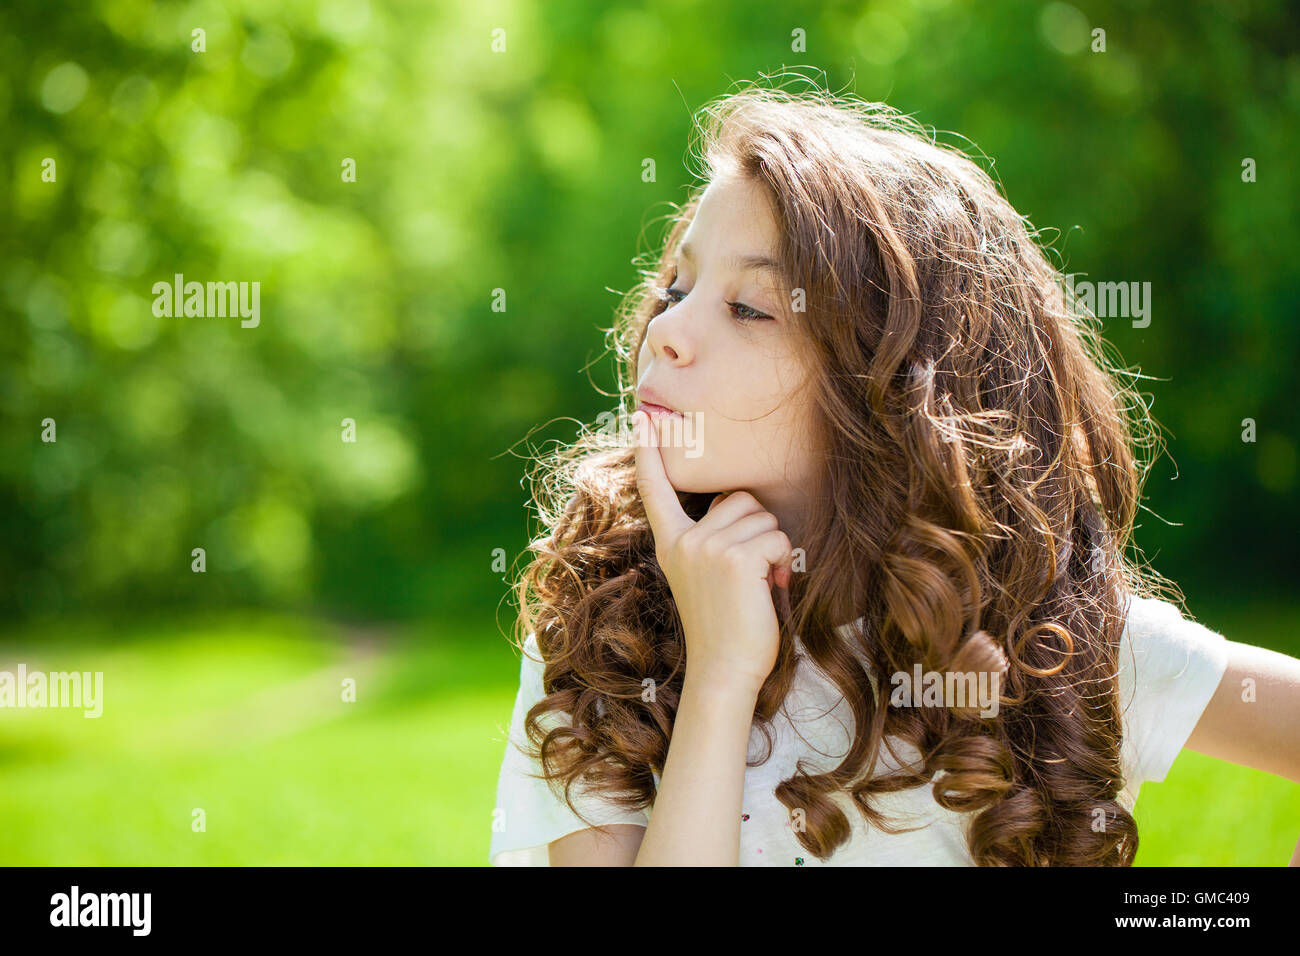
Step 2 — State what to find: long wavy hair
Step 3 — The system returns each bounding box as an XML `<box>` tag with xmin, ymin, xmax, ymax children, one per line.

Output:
<box><xmin>509</xmin><ymin>81</ymin><xmax>1180</xmax><ymax>866</ymax></box>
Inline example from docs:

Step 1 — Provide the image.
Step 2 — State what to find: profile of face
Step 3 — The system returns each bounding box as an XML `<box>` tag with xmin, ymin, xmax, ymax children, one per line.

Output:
<box><xmin>635</xmin><ymin>165</ymin><xmax>821</xmax><ymax>538</ymax></box>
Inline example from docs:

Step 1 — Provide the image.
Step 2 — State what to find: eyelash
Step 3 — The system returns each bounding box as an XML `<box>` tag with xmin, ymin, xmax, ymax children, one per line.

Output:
<box><xmin>653</xmin><ymin>272</ymin><xmax>771</xmax><ymax>323</ymax></box>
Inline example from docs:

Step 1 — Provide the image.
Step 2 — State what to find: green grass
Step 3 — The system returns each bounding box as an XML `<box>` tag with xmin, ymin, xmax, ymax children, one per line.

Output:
<box><xmin>0</xmin><ymin>612</ymin><xmax>519</xmax><ymax>865</ymax></box>
<box><xmin>0</xmin><ymin>604</ymin><xmax>1295</xmax><ymax>865</ymax></box>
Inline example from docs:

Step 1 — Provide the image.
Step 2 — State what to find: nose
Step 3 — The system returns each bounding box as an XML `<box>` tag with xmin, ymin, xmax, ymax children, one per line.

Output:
<box><xmin>645</xmin><ymin>301</ymin><xmax>693</xmax><ymax>365</ymax></box>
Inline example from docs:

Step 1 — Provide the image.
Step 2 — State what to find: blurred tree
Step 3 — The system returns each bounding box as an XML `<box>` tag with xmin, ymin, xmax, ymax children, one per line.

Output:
<box><xmin>1</xmin><ymin>0</ymin><xmax>1296</xmax><ymax>624</ymax></box>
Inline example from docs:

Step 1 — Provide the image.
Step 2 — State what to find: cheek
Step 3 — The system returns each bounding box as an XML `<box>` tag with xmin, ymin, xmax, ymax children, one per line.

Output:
<box><xmin>710</xmin><ymin>359</ymin><xmax>808</xmax><ymax>441</ymax></box>
<box><xmin>757</xmin><ymin>382</ymin><xmax>819</xmax><ymax>468</ymax></box>
<box><xmin>715</xmin><ymin>393</ymin><xmax>808</xmax><ymax>472</ymax></box>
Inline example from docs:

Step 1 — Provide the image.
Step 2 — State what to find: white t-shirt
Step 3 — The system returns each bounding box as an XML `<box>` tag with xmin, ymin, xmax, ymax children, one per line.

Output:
<box><xmin>488</xmin><ymin>594</ymin><xmax>1229</xmax><ymax>865</ymax></box>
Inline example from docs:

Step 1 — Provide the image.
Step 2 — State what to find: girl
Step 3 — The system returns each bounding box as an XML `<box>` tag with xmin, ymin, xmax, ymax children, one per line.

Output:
<box><xmin>490</xmin><ymin>84</ymin><xmax>1300</xmax><ymax>866</ymax></box>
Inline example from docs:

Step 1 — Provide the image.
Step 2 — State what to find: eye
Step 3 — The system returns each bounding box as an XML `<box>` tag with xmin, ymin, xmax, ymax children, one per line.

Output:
<box><xmin>652</xmin><ymin>271</ymin><xmax>772</xmax><ymax>323</ymax></box>
<box><xmin>653</xmin><ymin>283</ymin><xmax>686</xmax><ymax>307</ymax></box>
<box><xmin>728</xmin><ymin>300</ymin><xmax>770</xmax><ymax>322</ymax></box>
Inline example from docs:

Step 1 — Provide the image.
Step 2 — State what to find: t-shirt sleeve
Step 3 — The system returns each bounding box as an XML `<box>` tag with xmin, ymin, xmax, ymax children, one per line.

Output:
<box><xmin>1117</xmin><ymin>594</ymin><xmax>1230</xmax><ymax>797</ymax></box>
<box><xmin>489</xmin><ymin>632</ymin><xmax>651</xmax><ymax>866</ymax></box>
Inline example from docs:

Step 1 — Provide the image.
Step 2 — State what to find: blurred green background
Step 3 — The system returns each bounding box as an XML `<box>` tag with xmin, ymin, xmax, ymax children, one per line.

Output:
<box><xmin>1</xmin><ymin>0</ymin><xmax>1296</xmax><ymax>865</ymax></box>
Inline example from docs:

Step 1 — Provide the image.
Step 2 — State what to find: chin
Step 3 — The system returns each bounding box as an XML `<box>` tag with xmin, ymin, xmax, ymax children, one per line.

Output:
<box><xmin>657</xmin><ymin>449</ymin><xmax>717</xmax><ymax>494</ymax></box>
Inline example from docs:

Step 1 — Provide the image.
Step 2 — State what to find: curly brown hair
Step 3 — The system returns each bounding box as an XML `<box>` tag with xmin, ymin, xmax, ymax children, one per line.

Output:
<box><xmin>509</xmin><ymin>79</ymin><xmax>1181</xmax><ymax>866</ymax></box>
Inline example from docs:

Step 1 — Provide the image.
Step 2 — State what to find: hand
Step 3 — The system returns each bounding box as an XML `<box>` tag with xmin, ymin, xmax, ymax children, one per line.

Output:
<box><xmin>632</xmin><ymin>409</ymin><xmax>794</xmax><ymax>693</ymax></box>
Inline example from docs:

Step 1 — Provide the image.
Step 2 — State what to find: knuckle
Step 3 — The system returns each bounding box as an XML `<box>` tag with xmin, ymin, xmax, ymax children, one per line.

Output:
<box><xmin>677</xmin><ymin>533</ymin><xmax>708</xmax><ymax>567</ymax></box>
<box><xmin>722</xmin><ymin>545</ymin><xmax>750</xmax><ymax>571</ymax></box>
<box><xmin>699</xmin><ymin>534</ymin><xmax>726</xmax><ymax>563</ymax></box>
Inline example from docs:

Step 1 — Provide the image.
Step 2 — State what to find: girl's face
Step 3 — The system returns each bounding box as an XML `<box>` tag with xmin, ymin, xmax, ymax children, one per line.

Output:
<box><xmin>635</xmin><ymin>167</ymin><xmax>821</xmax><ymax>539</ymax></box>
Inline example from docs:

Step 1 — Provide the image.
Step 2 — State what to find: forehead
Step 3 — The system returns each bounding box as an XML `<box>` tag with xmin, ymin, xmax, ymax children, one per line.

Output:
<box><xmin>682</xmin><ymin>170</ymin><xmax>781</xmax><ymax>255</ymax></box>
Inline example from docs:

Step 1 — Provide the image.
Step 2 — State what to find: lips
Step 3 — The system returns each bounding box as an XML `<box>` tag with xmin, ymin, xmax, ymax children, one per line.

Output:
<box><xmin>638</xmin><ymin>401</ymin><xmax>681</xmax><ymax>421</ymax></box>
<box><xmin>636</xmin><ymin>387</ymin><xmax>683</xmax><ymax>417</ymax></box>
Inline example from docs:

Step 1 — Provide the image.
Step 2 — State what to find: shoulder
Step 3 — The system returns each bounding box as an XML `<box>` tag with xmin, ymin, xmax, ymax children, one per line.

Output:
<box><xmin>503</xmin><ymin>631</ymin><xmax>560</xmax><ymax>735</ymax></box>
<box><xmin>515</xmin><ymin>631</ymin><xmax>544</xmax><ymax>685</ymax></box>
<box><xmin>1119</xmin><ymin>594</ymin><xmax>1229</xmax><ymax>680</ymax></box>
<box><xmin>1117</xmin><ymin>593</ymin><xmax>1230</xmax><ymax>789</ymax></box>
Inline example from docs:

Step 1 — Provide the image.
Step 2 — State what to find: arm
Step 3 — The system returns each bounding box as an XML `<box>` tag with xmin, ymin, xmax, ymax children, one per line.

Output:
<box><xmin>548</xmin><ymin>824</ymin><xmax>646</xmax><ymax>866</ymax></box>
<box><xmin>1184</xmin><ymin>639</ymin><xmax>1300</xmax><ymax>783</ymax></box>
<box><xmin>1182</xmin><ymin>638</ymin><xmax>1300</xmax><ymax>865</ymax></box>
<box><xmin>546</xmin><ymin>668</ymin><xmax>760</xmax><ymax>866</ymax></box>
<box><xmin>632</xmin><ymin>667</ymin><xmax>760</xmax><ymax>866</ymax></box>
<box><xmin>611</xmin><ymin>414</ymin><xmax>788</xmax><ymax>865</ymax></box>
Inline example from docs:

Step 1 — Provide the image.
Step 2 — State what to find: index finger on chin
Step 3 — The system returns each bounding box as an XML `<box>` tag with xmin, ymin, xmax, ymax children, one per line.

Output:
<box><xmin>632</xmin><ymin>408</ymin><xmax>691</xmax><ymax>540</ymax></box>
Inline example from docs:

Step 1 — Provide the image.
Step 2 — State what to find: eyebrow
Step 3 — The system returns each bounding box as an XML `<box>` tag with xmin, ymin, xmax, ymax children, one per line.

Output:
<box><xmin>678</xmin><ymin>241</ymin><xmax>782</xmax><ymax>279</ymax></box>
